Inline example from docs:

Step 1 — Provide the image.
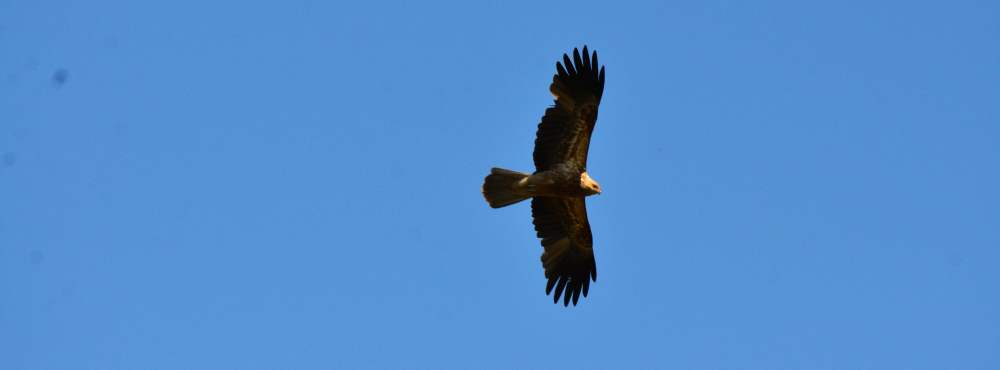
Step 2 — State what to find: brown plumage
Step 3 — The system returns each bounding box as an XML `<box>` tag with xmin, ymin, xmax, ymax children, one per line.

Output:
<box><xmin>482</xmin><ymin>46</ymin><xmax>605</xmax><ymax>306</ymax></box>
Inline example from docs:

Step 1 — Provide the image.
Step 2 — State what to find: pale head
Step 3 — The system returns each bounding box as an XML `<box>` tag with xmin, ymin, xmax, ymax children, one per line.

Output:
<box><xmin>580</xmin><ymin>171</ymin><xmax>602</xmax><ymax>196</ymax></box>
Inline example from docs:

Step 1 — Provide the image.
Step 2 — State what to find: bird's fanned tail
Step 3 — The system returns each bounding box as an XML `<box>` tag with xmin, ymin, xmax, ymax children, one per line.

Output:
<box><xmin>482</xmin><ymin>168</ymin><xmax>531</xmax><ymax>208</ymax></box>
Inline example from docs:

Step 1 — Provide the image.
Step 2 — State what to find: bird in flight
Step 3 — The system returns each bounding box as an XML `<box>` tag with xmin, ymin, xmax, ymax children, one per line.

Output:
<box><xmin>482</xmin><ymin>46</ymin><xmax>605</xmax><ymax>306</ymax></box>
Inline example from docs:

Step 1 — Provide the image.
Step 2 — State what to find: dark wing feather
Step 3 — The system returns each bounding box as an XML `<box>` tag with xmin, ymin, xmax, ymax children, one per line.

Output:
<box><xmin>531</xmin><ymin>197</ymin><xmax>597</xmax><ymax>306</ymax></box>
<box><xmin>533</xmin><ymin>46</ymin><xmax>606</xmax><ymax>172</ymax></box>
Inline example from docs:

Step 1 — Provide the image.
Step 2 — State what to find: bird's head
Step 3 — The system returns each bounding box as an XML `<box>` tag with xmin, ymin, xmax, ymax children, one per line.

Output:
<box><xmin>580</xmin><ymin>171</ymin><xmax>602</xmax><ymax>196</ymax></box>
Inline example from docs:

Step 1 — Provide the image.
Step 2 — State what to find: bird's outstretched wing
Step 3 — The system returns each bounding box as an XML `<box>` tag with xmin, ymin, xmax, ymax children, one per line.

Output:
<box><xmin>533</xmin><ymin>46</ymin><xmax>606</xmax><ymax>172</ymax></box>
<box><xmin>531</xmin><ymin>197</ymin><xmax>597</xmax><ymax>306</ymax></box>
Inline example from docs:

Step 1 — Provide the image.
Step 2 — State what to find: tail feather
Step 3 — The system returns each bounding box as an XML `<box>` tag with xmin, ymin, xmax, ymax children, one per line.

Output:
<box><xmin>482</xmin><ymin>168</ymin><xmax>531</xmax><ymax>208</ymax></box>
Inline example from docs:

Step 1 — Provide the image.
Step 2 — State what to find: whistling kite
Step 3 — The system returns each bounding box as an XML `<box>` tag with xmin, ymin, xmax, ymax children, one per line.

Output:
<box><xmin>482</xmin><ymin>46</ymin><xmax>605</xmax><ymax>306</ymax></box>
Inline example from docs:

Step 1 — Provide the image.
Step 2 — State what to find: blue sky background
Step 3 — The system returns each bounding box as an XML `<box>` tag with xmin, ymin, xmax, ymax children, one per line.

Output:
<box><xmin>2</xmin><ymin>0</ymin><xmax>998</xmax><ymax>369</ymax></box>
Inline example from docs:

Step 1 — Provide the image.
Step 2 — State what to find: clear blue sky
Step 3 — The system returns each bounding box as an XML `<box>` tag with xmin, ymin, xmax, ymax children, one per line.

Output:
<box><xmin>2</xmin><ymin>0</ymin><xmax>998</xmax><ymax>369</ymax></box>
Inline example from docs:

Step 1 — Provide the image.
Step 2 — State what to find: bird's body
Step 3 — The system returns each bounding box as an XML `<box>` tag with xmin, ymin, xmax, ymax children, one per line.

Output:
<box><xmin>529</xmin><ymin>168</ymin><xmax>599</xmax><ymax>198</ymax></box>
<box><xmin>499</xmin><ymin>165</ymin><xmax>599</xmax><ymax>199</ymax></box>
<box><xmin>482</xmin><ymin>46</ymin><xmax>606</xmax><ymax>306</ymax></box>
